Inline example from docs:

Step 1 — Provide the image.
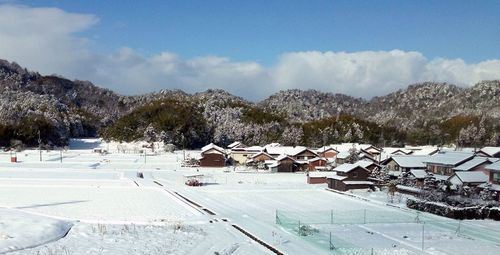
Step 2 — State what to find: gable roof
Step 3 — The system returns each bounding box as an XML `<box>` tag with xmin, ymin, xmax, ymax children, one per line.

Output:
<box><xmin>308</xmin><ymin>157</ymin><xmax>328</xmax><ymax>163</ymax></box>
<box><xmin>265</xmin><ymin>146</ymin><xmax>318</xmax><ymax>157</ymax></box>
<box><xmin>409</xmin><ymin>169</ymin><xmax>428</xmax><ymax>179</ymax></box>
<box><xmin>486</xmin><ymin>160</ymin><xmax>500</xmax><ymax>171</ymax></box>
<box><xmin>424</xmin><ymin>151</ymin><xmax>474</xmax><ymax>167</ymax></box>
<box><xmin>356</xmin><ymin>160</ymin><xmax>378</xmax><ymax>168</ymax></box>
<box><xmin>453</xmin><ymin>157</ymin><xmax>492</xmax><ymax>171</ymax></box>
<box><xmin>201</xmin><ymin>143</ymin><xmax>225</xmax><ymax>154</ymax></box>
<box><xmin>227</xmin><ymin>141</ymin><xmax>243</xmax><ymax>149</ymax></box>
<box><xmin>316</xmin><ymin>146</ymin><xmax>339</xmax><ymax>154</ymax></box>
<box><xmin>408</xmin><ymin>146</ymin><xmax>440</xmax><ymax>156</ymax></box>
<box><xmin>391</xmin><ymin>155</ymin><xmax>430</xmax><ymax>168</ymax></box>
<box><xmin>251</xmin><ymin>151</ymin><xmax>274</xmax><ymax>159</ymax></box>
<box><xmin>333</xmin><ymin>163</ymin><xmax>369</xmax><ymax>173</ymax></box>
<box><xmin>478</xmin><ymin>147</ymin><xmax>500</xmax><ymax>157</ymax></box>
<box><xmin>275</xmin><ymin>154</ymin><xmax>296</xmax><ymax>162</ymax></box>
<box><xmin>451</xmin><ymin>171</ymin><xmax>488</xmax><ymax>183</ymax></box>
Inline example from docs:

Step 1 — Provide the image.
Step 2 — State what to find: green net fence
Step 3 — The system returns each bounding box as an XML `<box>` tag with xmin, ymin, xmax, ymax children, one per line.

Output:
<box><xmin>275</xmin><ymin>209</ymin><xmax>500</xmax><ymax>254</ymax></box>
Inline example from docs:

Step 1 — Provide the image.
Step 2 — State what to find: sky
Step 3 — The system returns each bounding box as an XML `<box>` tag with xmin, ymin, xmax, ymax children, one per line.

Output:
<box><xmin>0</xmin><ymin>0</ymin><xmax>499</xmax><ymax>100</ymax></box>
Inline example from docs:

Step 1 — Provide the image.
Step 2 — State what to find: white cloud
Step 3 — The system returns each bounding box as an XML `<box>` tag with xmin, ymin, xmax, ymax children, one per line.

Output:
<box><xmin>0</xmin><ymin>4</ymin><xmax>499</xmax><ymax>100</ymax></box>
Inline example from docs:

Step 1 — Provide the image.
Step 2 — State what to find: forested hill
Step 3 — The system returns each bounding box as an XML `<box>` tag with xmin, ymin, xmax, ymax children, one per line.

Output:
<box><xmin>0</xmin><ymin>59</ymin><xmax>498</xmax><ymax>149</ymax></box>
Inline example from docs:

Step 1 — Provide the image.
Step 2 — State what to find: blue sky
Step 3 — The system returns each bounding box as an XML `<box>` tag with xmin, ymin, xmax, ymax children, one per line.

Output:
<box><xmin>23</xmin><ymin>0</ymin><xmax>500</xmax><ymax>64</ymax></box>
<box><xmin>1</xmin><ymin>1</ymin><xmax>499</xmax><ymax>99</ymax></box>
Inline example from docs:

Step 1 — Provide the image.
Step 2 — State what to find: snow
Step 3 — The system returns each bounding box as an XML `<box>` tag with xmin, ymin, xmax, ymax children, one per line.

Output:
<box><xmin>452</xmin><ymin>171</ymin><xmax>488</xmax><ymax>183</ymax></box>
<box><xmin>424</xmin><ymin>151</ymin><xmax>474</xmax><ymax>166</ymax></box>
<box><xmin>0</xmin><ymin>208</ymin><xmax>72</xmax><ymax>253</ymax></box>
<box><xmin>409</xmin><ymin>169</ymin><xmax>428</xmax><ymax>179</ymax></box>
<box><xmin>478</xmin><ymin>147</ymin><xmax>500</xmax><ymax>157</ymax></box>
<box><xmin>392</xmin><ymin>155</ymin><xmax>430</xmax><ymax>169</ymax></box>
<box><xmin>452</xmin><ymin>157</ymin><xmax>491</xmax><ymax>171</ymax></box>
<box><xmin>333</xmin><ymin>163</ymin><xmax>367</xmax><ymax>173</ymax></box>
<box><xmin>1</xmin><ymin>139</ymin><xmax>500</xmax><ymax>254</ymax></box>
<box><xmin>485</xmin><ymin>160</ymin><xmax>500</xmax><ymax>171</ymax></box>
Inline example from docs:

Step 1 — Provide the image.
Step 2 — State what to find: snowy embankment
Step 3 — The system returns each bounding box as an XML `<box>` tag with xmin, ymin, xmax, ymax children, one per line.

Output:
<box><xmin>0</xmin><ymin>208</ymin><xmax>72</xmax><ymax>253</ymax></box>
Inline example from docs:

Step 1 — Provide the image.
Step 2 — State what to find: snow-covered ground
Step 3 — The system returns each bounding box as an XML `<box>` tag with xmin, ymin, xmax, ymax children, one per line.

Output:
<box><xmin>1</xmin><ymin>139</ymin><xmax>500</xmax><ymax>254</ymax></box>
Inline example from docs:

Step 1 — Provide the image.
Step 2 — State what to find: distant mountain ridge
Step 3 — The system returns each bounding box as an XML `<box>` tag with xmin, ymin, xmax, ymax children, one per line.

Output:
<box><xmin>0</xmin><ymin>59</ymin><xmax>498</xmax><ymax>147</ymax></box>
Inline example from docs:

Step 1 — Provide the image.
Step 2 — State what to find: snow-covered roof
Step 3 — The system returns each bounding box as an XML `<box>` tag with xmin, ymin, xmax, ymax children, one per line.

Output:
<box><xmin>269</xmin><ymin>162</ymin><xmax>280</xmax><ymax>168</ymax></box>
<box><xmin>356</xmin><ymin>160</ymin><xmax>376</xmax><ymax>168</ymax></box>
<box><xmin>244</xmin><ymin>146</ymin><xmax>264</xmax><ymax>152</ymax></box>
<box><xmin>408</xmin><ymin>146</ymin><xmax>440</xmax><ymax>156</ymax></box>
<box><xmin>451</xmin><ymin>171</ymin><xmax>488</xmax><ymax>183</ymax></box>
<box><xmin>453</xmin><ymin>157</ymin><xmax>491</xmax><ymax>171</ymax></box>
<box><xmin>478</xmin><ymin>183</ymin><xmax>500</xmax><ymax>191</ymax></box>
<box><xmin>227</xmin><ymin>141</ymin><xmax>242</xmax><ymax>149</ymax></box>
<box><xmin>486</xmin><ymin>160</ymin><xmax>500</xmax><ymax>171</ymax></box>
<box><xmin>308</xmin><ymin>157</ymin><xmax>327</xmax><ymax>163</ymax></box>
<box><xmin>336</xmin><ymin>151</ymin><xmax>350</xmax><ymax>159</ymax></box>
<box><xmin>326</xmin><ymin>174</ymin><xmax>347</xmax><ymax>181</ymax></box>
<box><xmin>396</xmin><ymin>185</ymin><xmax>423</xmax><ymax>194</ymax></box>
<box><xmin>424</xmin><ymin>151</ymin><xmax>474</xmax><ymax>166</ymax></box>
<box><xmin>382</xmin><ymin>147</ymin><xmax>412</xmax><ymax>156</ymax></box>
<box><xmin>316</xmin><ymin>146</ymin><xmax>338</xmax><ymax>154</ymax></box>
<box><xmin>308</xmin><ymin>171</ymin><xmax>336</xmax><ymax>178</ymax></box>
<box><xmin>251</xmin><ymin>151</ymin><xmax>273</xmax><ymax>159</ymax></box>
<box><xmin>343</xmin><ymin>181</ymin><xmax>373</xmax><ymax>185</ymax></box>
<box><xmin>391</xmin><ymin>155</ymin><xmax>430</xmax><ymax>168</ymax></box>
<box><xmin>409</xmin><ymin>169</ymin><xmax>428</xmax><ymax>179</ymax></box>
<box><xmin>201</xmin><ymin>143</ymin><xmax>224</xmax><ymax>154</ymax></box>
<box><xmin>275</xmin><ymin>154</ymin><xmax>296</xmax><ymax>162</ymax></box>
<box><xmin>265</xmin><ymin>146</ymin><xmax>305</xmax><ymax>156</ymax></box>
<box><xmin>429</xmin><ymin>173</ymin><xmax>449</xmax><ymax>181</ymax></box>
<box><xmin>333</xmin><ymin>163</ymin><xmax>368</xmax><ymax>173</ymax></box>
<box><xmin>478</xmin><ymin>147</ymin><xmax>500</xmax><ymax>157</ymax></box>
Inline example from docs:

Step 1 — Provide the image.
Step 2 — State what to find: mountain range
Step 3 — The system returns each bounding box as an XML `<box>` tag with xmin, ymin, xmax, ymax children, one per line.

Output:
<box><xmin>0</xmin><ymin>59</ymin><xmax>498</xmax><ymax>148</ymax></box>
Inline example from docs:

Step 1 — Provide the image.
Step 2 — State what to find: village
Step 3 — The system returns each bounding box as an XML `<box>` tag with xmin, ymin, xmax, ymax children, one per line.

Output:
<box><xmin>192</xmin><ymin>141</ymin><xmax>500</xmax><ymax>218</ymax></box>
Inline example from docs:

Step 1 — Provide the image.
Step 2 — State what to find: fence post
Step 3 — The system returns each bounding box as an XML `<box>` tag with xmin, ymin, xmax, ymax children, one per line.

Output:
<box><xmin>421</xmin><ymin>223</ymin><xmax>425</xmax><ymax>251</ymax></box>
<box><xmin>275</xmin><ymin>210</ymin><xmax>278</xmax><ymax>224</ymax></box>
<box><xmin>331</xmin><ymin>209</ymin><xmax>333</xmax><ymax>224</ymax></box>
<box><xmin>298</xmin><ymin>220</ymin><xmax>301</xmax><ymax>235</ymax></box>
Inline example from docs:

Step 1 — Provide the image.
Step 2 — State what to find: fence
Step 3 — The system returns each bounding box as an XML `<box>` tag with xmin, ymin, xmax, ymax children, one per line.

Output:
<box><xmin>275</xmin><ymin>209</ymin><xmax>500</xmax><ymax>254</ymax></box>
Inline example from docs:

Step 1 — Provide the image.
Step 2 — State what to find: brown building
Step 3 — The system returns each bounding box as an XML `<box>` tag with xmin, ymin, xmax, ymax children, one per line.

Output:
<box><xmin>308</xmin><ymin>157</ymin><xmax>328</xmax><ymax>171</ymax></box>
<box><xmin>327</xmin><ymin>164</ymin><xmax>373</xmax><ymax>191</ymax></box>
<box><xmin>199</xmin><ymin>143</ymin><xmax>226</xmax><ymax>167</ymax></box>
<box><xmin>270</xmin><ymin>155</ymin><xmax>297</xmax><ymax>172</ymax></box>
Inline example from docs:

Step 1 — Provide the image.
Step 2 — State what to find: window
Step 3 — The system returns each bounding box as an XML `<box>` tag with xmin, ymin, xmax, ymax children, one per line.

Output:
<box><xmin>493</xmin><ymin>173</ymin><xmax>500</xmax><ymax>182</ymax></box>
<box><xmin>352</xmin><ymin>172</ymin><xmax>358</xmax><ymax>178</ymax></box>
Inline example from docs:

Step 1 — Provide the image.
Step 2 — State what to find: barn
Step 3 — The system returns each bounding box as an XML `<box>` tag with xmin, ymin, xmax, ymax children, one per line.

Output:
<box><xmin>326</xmin><ymin>163</ymin><xmax>373</xmax><ymax>191</ymax></box>
<box><xmin>199</xmin><ymin>143</ymin><xmax>226</xmax><ymax>167</ymax></box>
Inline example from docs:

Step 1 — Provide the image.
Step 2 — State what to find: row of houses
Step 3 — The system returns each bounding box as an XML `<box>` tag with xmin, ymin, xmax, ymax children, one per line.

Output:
<box><xmin>381</xmin><ymin>148</ymin><xmax>500</xmax><ymax>198</ymax></box>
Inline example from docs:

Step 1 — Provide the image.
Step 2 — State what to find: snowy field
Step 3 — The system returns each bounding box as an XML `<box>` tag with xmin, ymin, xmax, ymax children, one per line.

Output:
<box><xmin>1</xmin><ymin>139</ymin><xmax>500</xmax><ymax>254</ymax></box>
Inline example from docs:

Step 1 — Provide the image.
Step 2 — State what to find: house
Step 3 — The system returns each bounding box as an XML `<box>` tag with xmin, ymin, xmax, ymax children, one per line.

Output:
<box><xmin>230</xmin><ymin>145</ymin><xmax>263</xmax><ymax>164</ymax></box>
<box><xmin>407</xmin><ymin>169</ymin><xmax>429</xmax><ymax>187</ymax></box>
<box><xmin>477</xmin><ymin>147</ymin><xmax>500</xmax><ymax>158</ymax></box>
<box><xmin>269</xmin><ymin>155</ymin><xmax>297</xmax><ymax>172</ymax></box>
<box><xmin>452</xmin><ymin>157</ymin><xmax>494</xmax><ymax>174</ymax></box>
<box><xmin>326</xmin><ymin>163</ymin><xmax>373</xmax><ymax>191</ymax></box>
<box><xmin>199</xmin><ymin>143</ymin><xmax>226</xmax><ymax>167</ymax></box>
<box><xmin>485</xmin><ymin>160</ymin><xmax>500</xmax><ymax>185</ymax></box>
<box><xmin>383</xmin><ymin>155</ymin><xmax>429</xmax><ymax>173</ymax></box>
<box><xmin>316</xmin><ymin>146</ymin><xmax>339</xmax><ymax>159</ymax></box>
<box><xmin>424</xmin><ymin>151</ymin><xmax>475</xmax><ymax>176</ymax></box>
<box><xmin>307</xmin><ymin>157</ymin><xmax>328</xmax><ymax>171</ymax></box>
<box><xmin>448</xmin><ymin>171</ymin><xmax>489</xmax><ymax>190</ymax></box>
<box><xmin>247</xmin><ymin>151</ymin><xmax>274</xmax><ymax>163</ymax></box>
